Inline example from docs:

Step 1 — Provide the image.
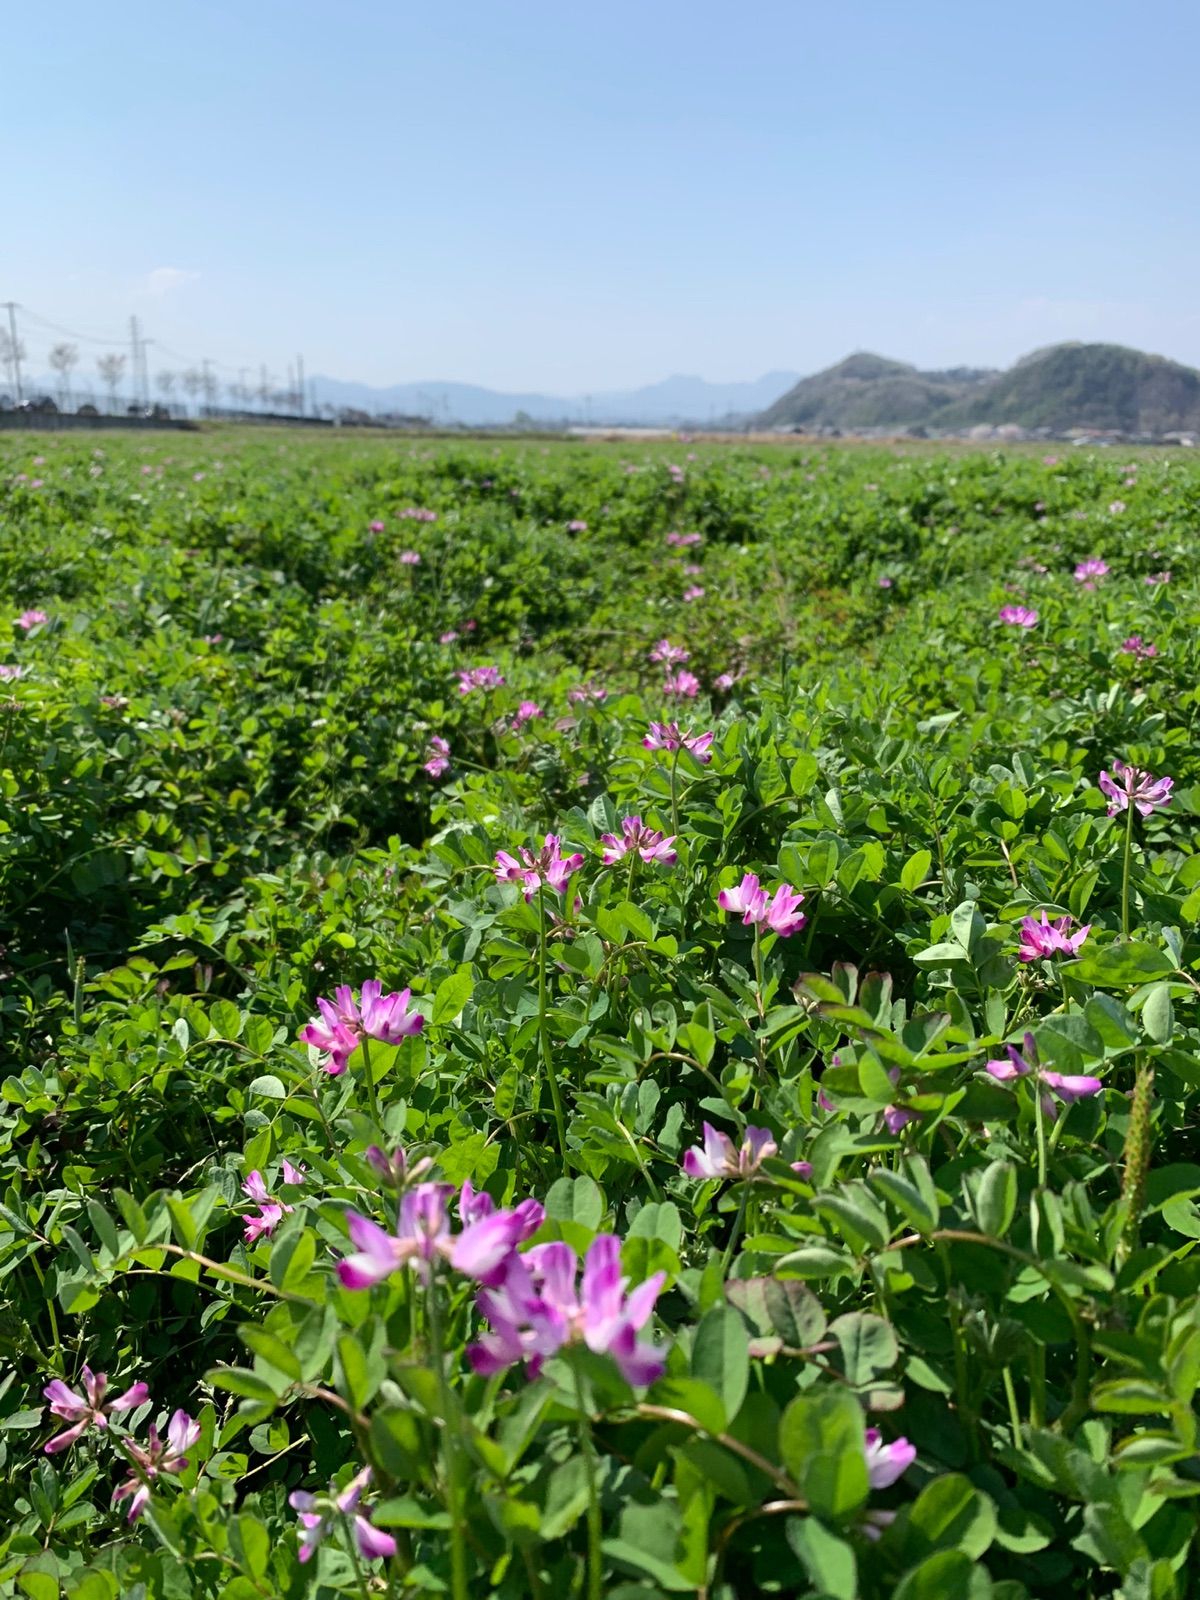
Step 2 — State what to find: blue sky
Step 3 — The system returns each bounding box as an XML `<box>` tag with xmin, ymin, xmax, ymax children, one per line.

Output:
<box><xmin>6</xmin><ymin>0</ymin><xmax>1198</xmax><ymax>391</ymax></box>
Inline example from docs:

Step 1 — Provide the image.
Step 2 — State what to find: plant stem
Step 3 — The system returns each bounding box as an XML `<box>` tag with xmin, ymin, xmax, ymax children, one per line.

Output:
<box><xmin>428</xmin><ymin>1275</ymin><xmax>468</xmax><ymax>1600</ymax></box>
<box><xmin>338</xmin><ymin>1508</ymin><xmax>375</xmax><ymax>1600</ymax></box>
<box><xmin>573</xmin><ymin>1355</ymin><xmax>603</xmax><ymax>1600</ymax></box>
<box><xmin>1033</xmin><ymin>1081</ymin><xmax>1047</xmax><ymax>1189</ymax></box>
<box><xmin>669</xmin><ymin>745</ymin><xmax>682</xmax><ymax>839</ymax></box>
<box><xmin>721</xmin><ymin>1180</ymin><xmax>752</xmax><ymax>1275</ymax></box>
<box><xmin>1002</xmin><ymin>1366</ymin><xmax>1023</xmax><ymax>1447</ymax></box>
<box><xmin>360</xmin><ymin>1034</ymin><xmax>383</xmax><ymax>1132</ymax></box>
<box><xmin>537</xmin><ymin>889</ymin><xmax>569</xmax><ymax>1166</ymax></box>
<box><xmin>1121</xmin><ymin>798</ymin><xmax>1136</xmax><ymax>940</ymax></box>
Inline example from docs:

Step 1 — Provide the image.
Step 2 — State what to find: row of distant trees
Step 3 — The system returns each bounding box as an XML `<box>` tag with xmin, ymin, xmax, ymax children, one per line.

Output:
<box><xmin>0</xmin><ymin>332</ymin><xmax>307</xmax><ymax>416</ymax></box>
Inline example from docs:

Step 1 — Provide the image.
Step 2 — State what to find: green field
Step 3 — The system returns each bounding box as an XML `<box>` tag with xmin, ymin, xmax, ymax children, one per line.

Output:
<box><xmin>3</xmin><ymin>428</ymin><xmax>1200</xmax><ymax>1599</ymax></box>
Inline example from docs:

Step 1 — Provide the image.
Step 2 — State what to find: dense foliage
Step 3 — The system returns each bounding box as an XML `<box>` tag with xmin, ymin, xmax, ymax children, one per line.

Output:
<box><xmin>3</xmin><ymin>429</ymin><xmax>1200</xmax><ymax>1600</ymax></box>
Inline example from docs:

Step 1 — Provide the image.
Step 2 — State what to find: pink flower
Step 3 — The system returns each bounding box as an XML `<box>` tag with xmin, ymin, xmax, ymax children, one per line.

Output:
<box><xmin>1074</xmin><ymin>558</ymin><xmax>1109</xmax><ymax>583</ymax></box>
<box><xmin>566</xmin><ymin>519</ymin><xmax>588</xmax><ymax>532</ymax></box>
<box><xmin>878</xmin><ymin>576</ymin><xmax>893</xmax><ymax>589</ymax></box>
<box><xmin>985</xmin><ymin>1032</ymin><xmax>1102</xmax><ymax>1119</ymax></box>
<box><xmin>683</xmin><ymin>585</ymin><xmax>706</xmax><ymax>602</ymax></box>
<box><xmin>643</xmin><ymin>721</ymin><xmax>713</xmax><ymax>764</ymax></box>
<box><xmin>16</xmin><ymin>609</ymin><xmax>48</xmax><ymax>630</ymax></box>
<box><xmin>369</xmin><ymin>519</ymin><xmax>385</xmax><ymax>532</ymax></box>
<box><xmin>398</xmin><ymin>507</ymin><xmax>437</xmax><ymax>522</ymax></box>
<box><xmin>567</xmin><ymin>679</ymin><xmax>608</xmax><ymax>705</ymax></box>
<box><xmin>665</xmin><ymin>531</ymin><xmax>702</xmax><ymax>547</ymax></box>
<box><xmin>1108</xmin><ymin>501</ymin><xmax>1126</xmax><ymax>515</ymax></box>
<box><xmin>469</xmin><ymin>1235</ymin><xmax>666</xmax><ymax>1388</ymax></box>
<box><xmin>495</xmin><ymin>833</ymin><xmax>584</xmax><ymax>900</ymax></box>
<box><xmin>423</xmin><ymin>735</ymin><xmax>450</xmax><ymax>778</ymax></box>
<box><xmin>1043</xmin><ymin>454</ymin><xmax>1060</xmax><ymax>466</ymax></box>
<box><xmin>458</xmin><ymin>665</ymin><xmax>505</xmax><ymax>694</ymax></box>
<box><xmin>865</xmin><ymin>1429</ymin><xmax>916</xmax><ymax>1489</ymax></box>
<box><xmin>399</xmin><ymin>549</ymin><xmax>421</xmax><ymax>565</ymax></box>
<box><xmin>1098</xmin><ymin>760</ymin><xmax>1173</xmax><ymax>817</ymax></box>
<box><xmin>440</xmin><ymin>629</ymin><xmax>459</xmax><ymax>643</ymax></box>
<box><xmin>663</xmin><ymin>668</ymin><xmax>700</xmax><ymax>698</ymax></box>
<box><xmin>718</xmin><ymin>872</ymin><xmax>807</xmax><ymax>937</ymax></box>
<box><xmin>1145</xmin><ymin>570</ymin><xmax>1171</xmax><ymax>585</ymax></box>
<box><xmin>599</xmin><ymin>815</ymin><xmax>677</xmax><ymax>866</ymax></box>
<box><xmin>683</xmin><ymin>1122</ymin><xmax>777</xmax><ymax>1179</ymax></box>
<box><xmin>290</xmin><ymin>1466</ymin><xmax>397</xmax><ymax>1564</ymax></box>
<box><xmin>112</xmin><ymin>1410</ymin><xmax>200</xmax><ymax>1523</ymax></box>
<box><xmin>512</xmin><ymin>699</ymin><xmax>543</xmax><ymax>728</ymax></box>
<box><xmin>43</xmin><ymin>1366</ymin><xmax>150</xmax><ymax>1454</ymax></box>
<box><xmin>713</xmin><ymin>670</ymin><xmax>740</xmax><ymax>691</ymax></box>
<box><xmin>242</xmin><ymin>1170</ymin><xmax>271</xmax><ymax>1204</ymax></box>
<box><xmin>0</xmin><ymin>665</ymin><xmax>23</xmax><ymax>681</ymax></box>
<box><xmin>300</xmin><ymin>980</ymin><xmax>425</xmax><ymax>1076</ymax></box>
<box><xmin>1017</xmin><ymin>911</ymin><xmax>1091</xmax><ymax>963</ymax></box>
<box><xmin>1120</xmin><ymin>635</ymin><xmax>1157</xmax><ymax>659</ymax></box>
<box><xmin>281</xmin><ymin>1159</ymin><xmax>307</xmax><ymax>1186</ymax></box>
<box><xmin>649</xmin><ymin>638</ymin><xmax>689</xmax><ymax>666</ymax></box>
<box><xmin>336</xmin><ymin>1183</ymin><xmax>538</xmax><ymax>1288</ymax></box>
<box><xmin>998</xmin><ymin>605</ymin><xmax>1038</xmax><ymax>627</ymax></box>
<box><xmin>365</xmin><ymin>1143</ymin><xmax>435</xmax><ymax>1189</ymax></box>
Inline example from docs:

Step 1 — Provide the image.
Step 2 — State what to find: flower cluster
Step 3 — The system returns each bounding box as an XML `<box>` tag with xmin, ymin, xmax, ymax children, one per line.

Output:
<box><xmin>599</xmin><ymin>815</ymin><xmax>677</xmax><ymax>867</ymax></box>
<box><xmin>985</xmin><ymin>1032</ymin><xmax>1102</xmax><ymax>1119</ymax></box>
<box><xmin>663</xmin><ymin>668</ymin><xmax>700</xmax><ymax>698</ymax></box>
<box><xmin>114</xmin><ymin>1411</ymin><xmax>201</xmax><ymax>1523</ymax></box>
<box><xmin>665</xmin><ymin>530</ymin><xmax>701</xmax><ymax>547</ymax></box>
<box><xmin>16</xmin><ymin>608</ymin><xmax>47</xmax><ymax>630</ymax></box>
<box><xmin>1120</xmin><ymin>635</ymin><xmax>1157</xmax><ymax>659</ymax></box>
<box><xmin>495</xmin><ymin>833</ymin><xmax>584</xmax><ymax>900</ymax></box>
<box><xmin>683</xmin><ymin>1122</ymin><xmax>776</xmax><ymax>1179</ymax></box>
<box><xmin>1016</xmin><ymin>911</ymin><xmax>1090</xmax><ymax>963</ymax></box>
<box><xmin>1098</xmin><ymin>760</ymin><xmax>1173</xmax><ymax>817</ymax></box>
<box><xmin>43</xmin><ymin>1366</ymin><xmax>150</xmax><ymax>1454</ymax></box>
<box><xmin>398</xmin><ymin>506</ymin><xmax>437</xmax><ymax>521</ymax></box>
<box><xmin>567</xmin><ymin>679</ymin><xmax>608</xmax><ymax>705</ymax></box>
<box><xmin>718</xmin><ymin>872</ymin><xmax>807</xmax><ymax>937</ymax></box>
<box><xmin>300</xmin><ymin>980</ymin><xmax>425</xmax><ymax>1076</ymax></box>
<box><xmin>1073</xmin><ymin>557</ymin><xmax>1109</xmax><ymax>585</ymax></box>
<box><xmin>458</xmin><ymin>664</ymin><xmax>506</xmax><ymax>694</ymax></box>
<box><xmin>649</xmin><ymin>638</ymin><xmax>689</xmax><ymax>666</ymax></box>
<box><xmin>242</xmin><ymin>1162</ymin><xmax>305</xmax><ymax>1243</ymax></box>
<box><xmin>424</xmin><ymin>734</ymin><xmax>450</xmax><ymax>778</ymax></box>
<box><xmin>644</xmin><ymin>721</ymin><xmax>713</xmax><ymax>763</ymax></box>
<box><xmin>337</xmin><ymin>1181</ymin><xmax>543</xmax><ymax>1288</ymax></box>
<box><xmin>291</xmin><ymin>1466</ymin><xmax>397</xmax><ymax>1564</ymax></box>
<box><xmin>998</xmin><ymin>604</ymin><xmax>1038</xmax><ymax>628</ymax></box>
<box><xmin>469</xmin><ymin>1235</ymin><xmax>666</xmax><ymax>1388</ymax></box>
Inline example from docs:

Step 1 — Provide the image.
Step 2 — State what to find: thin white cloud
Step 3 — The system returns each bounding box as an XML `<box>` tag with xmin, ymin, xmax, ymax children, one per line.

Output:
<box><xmin>138</xmin><ymin>267</ymin><xmax>200</xmax><ymax>298</ymax></box>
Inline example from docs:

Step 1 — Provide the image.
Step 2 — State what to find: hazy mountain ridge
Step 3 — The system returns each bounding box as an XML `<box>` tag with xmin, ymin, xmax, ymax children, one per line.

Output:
<box><xmin>757</xmin><ymin>343</ymin><xmax>1200</xmax><ymax>436</ymax></box>
<box><xmin>308</xmin><ymin>370</ymin><xmax>801</xmax><ymax>426</ymax></box>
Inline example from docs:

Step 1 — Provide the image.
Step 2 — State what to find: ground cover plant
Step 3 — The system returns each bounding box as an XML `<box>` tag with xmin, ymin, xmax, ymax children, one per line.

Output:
<box><xmin>2</xmin><ymin>428</ymin><xmax>1200</xmax><ymax>1598</ymax></box>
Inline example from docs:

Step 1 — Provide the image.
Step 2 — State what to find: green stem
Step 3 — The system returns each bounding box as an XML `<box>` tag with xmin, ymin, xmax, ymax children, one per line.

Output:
<box><xmin>537</xmin><ymin>890</ymin><xmax>569</xmax><ymax>1167</ymax></box>
<box><xmin>669</xmin><ymin>745</ymin><xmax>682</xmax><ymax>839</ymax></box>
<box><xmin>428</xmin><ymin>1275</ymin><xmax>468</xmax><ymax>1600</ymax></box>
<box><xmin>721</xmin><ymin>1180</ymin><xmax>752</xmax><ymax>1275</ymax></box>
<box><xmin>1002</xmin><ymin>1366</ymin><xmax>1023</xmax><ymax>1447</ymax></box>
<box><xmin>573</xmin><ymin>1355</ymin><xmax>603</xmax><ymax>1600</ymax></box>
<box><xmin>359</xmin><ymin>1034</ymin><xmax>383</xmax><ymax>1132</ymax></box>
<box><xmin>337</xmin><ymin>1507</ymin><xmax>375</xmax><ymax>1600</ymax></box>
<box><xmin>1121</xmin><ymin>797</ymin><xmax>1136</xmax><ymax>941</ymax></box>
<box><xmin>1033</xmin><ymin>1080</ymin><xmax>1048</xmax><ymax>1189</ymax></box>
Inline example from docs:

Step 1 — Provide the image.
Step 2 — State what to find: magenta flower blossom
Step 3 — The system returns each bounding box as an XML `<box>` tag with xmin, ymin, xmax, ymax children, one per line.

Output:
<box><xmin>643</xmin><ymin>721</ymin><xmax>713</xmax><ymax>764</ymax></box>
<box><xmin>683</xmin><ymin>1122</ymin><xmax>777</xmax><ymax>1179</ymax></box>
<box><xmin>865</xmin><ymin>1429</ymin><xmax>916</xmax><ymax>1489</ymax></box>
<box><xmin>512</xmin><ymin>699</ymin><xmax>543</xmax><ymax>728</ymax></box>
<box><xmin>713</xmin><ymin>670</ymin><xmax>740</xmax><ymax>692</ymax></box>
<box><xmin>985</xmin><ymin>1032</ymin><xmax>1102</xmax><ymax>1120</ymax></box>
<box><xmin>369</xmin><ymin>519</ymin><xmax>385</xmax><ymax>532</ymax></box>
<box><xmin>398</xmin><ymin>507</ymin><xmax>437</xmax><ymax>522</ymax></box>
<box><xmin>998</xmin><ymin>605</ymin><xmax>1038</xmax><ymax>627</ymax></box>
<box><xmin>458</xmin><ymin>664</ymin><xmax>506</xmax><ymax>694</ymax></box>
<box><xmin>718</xmin><ymin>873</ymin><xmax>807</xmax><ymax>937</ymax></box>
<box><xmin>336</xmin><ymin>1182</ymin><xmax>539</xmax><ymax>1288</ymax></box>
<box><xmin>495</xmin><ymin>833</ymin><xmax>584</xmax><ymax>901</ymax></box>
<box><xmin>683</xmin><ymin>585</ymin><xmax>706</xmax><ymax>603</ymax></box>
<box><xmin>1098</xmin><ymin>760</ymin><xmax>1173</xmax><ymax>817</ymax></box>
<box><xmin>365</xmin><ymin>1143</ymin><xmax>435</xmax><ymax>1189</ymax></box>
<box><xmin>290</xmin><ymin>1467</ymin><xmax>397</xmax><ymax>1565</ymax></box>
<box><xmin>241</xmin><ymin>1169</ymin><xmax>294</xmax><ymax>1242</ymax></box>
<box><xmin>1108</xmin><ymin>500</ymin><xmax>1126</xmax><ymax>515</ymax></box>
<box><xmin>1017</xmin><ymin>911</ymin><xmax>1091</xmax><ymax>963</ymax></box>
<box><xmin>878</xmin><ymin>576</ymin><xmax>893</xmax><ymax>589</ymax></box>
<box><xmin>43</xmin><ymin>1367</ymin><xmax>150</xmax><ymax>1454</ymax></box>
<box><xmin>600</xmin><ymin>815</ymin><xmax>677</xmax><ymax>866</ymax></box>
<box><xmin>1120</xmin><ymin>635</ymin><xmax>1157</xmax><ymax>659</ymax></box>
<box><xmin>281</xmin><ymin>1159</ymin><xmax>307</xmax><ymax>1186</ymax></box>
<box><xmin>440</xmin><ymin>628</ymin><xmax>459</xmax><ymax>643</ymax></box>
<box><xmin>16</xmin><ymin>609</ymin><xmax>48</xmax><ymax>630</ymax></box>
<box><xmin>663</xmin><ymin>668</ymin><xmax>700</xmax><ymax>698</ymax></box>
<box><xmin>113</xmin><ymin>1410</ymin><xmax>200</xmax><ymax>1523</ymax></box>
<box><xmin>399</xmin><ymin>549</ymin><xmax>421</xmax><ymax>565</ymax></box>
<box><xmin>423</xmin><ymin>734</ymin><xmax>450</xmax><ymax>778</ymax></box>
<box><xmin>665</xmin><ymin>531</ymin><xmax>702</xmax><ymax>547</ymax></box>
<box><xmin>300</xmin><ymin>980</ymin><xmax>425</xmax><ymax>1076</ymax></box>
<box><xmin>566</xmin><ymin>519</ymin><xmax>588</xmax><ymax>532</ymax></box>
<box><xmin>469</xmin><ymin>1236</ymin><xmax>666</xmax><ymax>1387</ymax></box>
<box><xmin>1074</xmin><ymin>558</ymin><xmax>1109</xmax><ymax>583</ymax></box>
<box><xmin>649</xmin><ymin>638</ymin><xmax>689</xmax><ymax>666</ymax></box>
<box><xmin>0</xmin><ymin>665</ymin><xmax>23</xmax><ymax>681</ymax></box>
<box><xmin>1145</xmin><ymin>570</ymin><xmax>1171</xmax><ymax>585</ymax></box>
<box><xmin>567</xmin><ymin>679</ymin><xmax>607</xmax><ymax>705</ymax></box>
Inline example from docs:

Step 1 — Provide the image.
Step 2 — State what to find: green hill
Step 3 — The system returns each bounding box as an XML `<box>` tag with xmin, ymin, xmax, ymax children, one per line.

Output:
<box><xmin>758</xmin><ymin>342</ymin><xmax>1200</xmax><ymax>436</ymax></box>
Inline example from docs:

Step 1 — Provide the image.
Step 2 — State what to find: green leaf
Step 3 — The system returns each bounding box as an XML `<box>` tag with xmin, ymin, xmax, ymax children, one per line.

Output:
<box><xmin>779</xmin><ymin>1389</ymin><xmax>869</xmax><ymax>1519</ymax></box>
<box><xmin>900</xmin><ymin>849</ymin><xmax>933</xmax><ymax>894</ymax></box>
<box><xmin>239</xmin><ymin>1325</ymin><xmax>302</xmax><ymax>1383</ymax></box>
<box><xmin>974</xmin><ymin>1161</ymin><xmax>1017</xmax><ymax>1239</ymax></box>
<box><xmin>830</xmin><ymin>1313</ymin><xmax>898</xmax><ymax>1385</ymax></box>
<box><xmin>786</xmin><ymin>1516</ymin><xmax>859</xmax><ymax>1599</ymax></box>
<box><xmin>248</xmin><ymin>1074</ymin><xmax>287</xmax><ymax>1099</ymax></box>
<box><xmin>1067</xmin><ymin>943</ymin><xmax>1175</xmax><ymax>986</ymax></box>
<box><xmin>269</xmin><ymin>1227</ymin><xmax>316</xmax><ymax>1291</ymax></box>
<box><xmin>433</xmin><ymin>969</ymin><xmax>474</xmax><ymax>1025</ymax></box>
<box><xmin>228</xmin><ymin>1514</ymin><xmax>271</xmax><ymax>1579</ymax></box>
<box><xmin>1141</xmin><ymin>982</ymin><xmax>1174</xmax><ymax>1044</ymax></box>
<box><xmin>893</xmin><ymin>1550</ymin><xmax>980</xmax><ymax>1600</ymax></box>
<box><xmin>691</xmin><ymin>1303</ymin><xmax>749</xmax><ymax>1423</ymax></box>
<box><xmin>905</xmin><ymin>1474</ymin><xmax>997</xmax><ymax>1560</ymax></box>
<box><xmin>544</xmin><ymin>1175</ymin><xmax>604</xmax><ymax>1232</ymax></box>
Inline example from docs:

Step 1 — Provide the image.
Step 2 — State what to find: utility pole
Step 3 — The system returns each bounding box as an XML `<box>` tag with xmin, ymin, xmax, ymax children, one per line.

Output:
<box><xmin>239</xmin><ymin>368</ymin><xmax>249</xmax><ymax>414</ymax></box>
<box><xmin>296</xmin><ymin>353</ymin><xmax>305</xmax><ymax>416</ymax></box>
<box><xmin>129</xmin><ymin>316</ymin><xmax>141</xmax><ymax>407</ymax></box>
<box><xmin>4</xmin><ymin>302</ymin><xmax>23</xmax><ymax>403</ymax></box>
<box><xmin>260</xmin><ymin>364</ymin><xmax>269</xmax><ymax>413</ymax></box>
<box><xmin>141</xmin><ymin>339</ymin><xmax>154</xmax><ymax>407</ymax></box>
<box><xmin>202</xmin><ymin>359</ymin><xmax>215</xmax><ymax>416</ymax></box>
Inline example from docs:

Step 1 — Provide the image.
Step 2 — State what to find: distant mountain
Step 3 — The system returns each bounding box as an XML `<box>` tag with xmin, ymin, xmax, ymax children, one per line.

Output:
<box><xmin>756</xmin><ymin>344</ymin><xmax>1200</xmax><ymax>437</ymax></box>
<box><xmin>308</xmin><ymin>370</ymin><xmax>800</xmax><ymax>427</ymax></box>
<box><xmin>756</xmin><ymin>353</ymin><xmax>996</xmax><ymax>431</ymax></box>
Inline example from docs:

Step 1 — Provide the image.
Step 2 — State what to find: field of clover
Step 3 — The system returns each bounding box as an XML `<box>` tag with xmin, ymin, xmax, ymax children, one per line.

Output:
<box><xmin>2</xmin><ymin>429</ymin><xmax>1200</xmax><ymax>1600</ymax></box>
